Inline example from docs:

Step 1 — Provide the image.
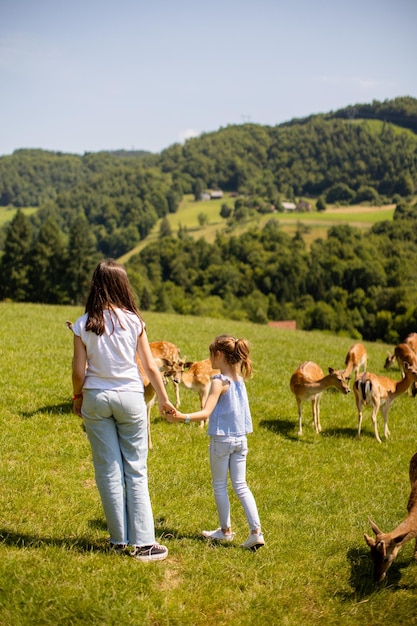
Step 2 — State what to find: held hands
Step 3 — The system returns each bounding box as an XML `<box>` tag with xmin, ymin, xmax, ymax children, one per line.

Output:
<box><xmin>164</xmin><ymin>409</ymin><xmax>187</xmax><ymax>423</ymax></box>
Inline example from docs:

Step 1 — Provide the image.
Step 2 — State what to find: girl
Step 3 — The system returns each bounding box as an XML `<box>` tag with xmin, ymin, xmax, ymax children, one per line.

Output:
<box><xmin>72</xmin><ymin>259</ymin><xmax>176</xmax><ymax>561</ymax></box>
<box><xmin>167</xmin><ymin>335</ymin><xmax>264</xmax><ymax>550</ymax></box>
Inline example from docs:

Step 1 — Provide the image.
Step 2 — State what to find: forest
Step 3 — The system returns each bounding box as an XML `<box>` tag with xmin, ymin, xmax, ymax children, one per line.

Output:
<box><xmin>1</xmin><ymin>96</ymin><xmax>417</xmax><ymax>343</ymax></box>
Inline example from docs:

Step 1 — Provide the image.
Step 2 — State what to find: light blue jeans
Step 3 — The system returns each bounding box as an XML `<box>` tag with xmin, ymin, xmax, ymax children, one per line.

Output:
<box><xmin>82</xmin><ymin>389</ymin><xmax>155</xmax><ymax>547</ymax></box>
<box><xmin>209</xmin><ymin>435</ymin><xmax>261</xmax><ymax>532</ymax></box>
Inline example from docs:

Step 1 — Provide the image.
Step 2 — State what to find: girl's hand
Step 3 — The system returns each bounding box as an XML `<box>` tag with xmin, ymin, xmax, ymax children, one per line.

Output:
<box><xmin>165</xmin><ymin>410</ymin><xmax>185</xmax><ymax>423</ymax></box>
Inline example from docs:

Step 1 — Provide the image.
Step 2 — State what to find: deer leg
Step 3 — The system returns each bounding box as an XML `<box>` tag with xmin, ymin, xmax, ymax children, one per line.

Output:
<box><xmin>297</xmin><ymin>399</ymin><xmax>303</xmax><ymax>436</ymax></box>
<box><xmin>371</xmin><ymin>402</ymin><xmax>382</xmax><ymax>444</ymax></box>
<box><xmin>173</xmin><ymin>380</ymin><xmax>181</xmax><ymax>408</ymax></box>
<box><xmin>381</xmin><ymin>404</ymin><xmax>391</xmax><ymax>439</ymax></box>
<box><xmin>315</xmin><ymin>395</ymin><xmax>322</xmax><ymax>433</ymax></box>
<box><xmin>310</xmin><ymin>398</ymin><xmax>316</xmax><ymax>432</ymax></box>
<box><xmin>355</xmin><ymin>392</ymin><xmax>363</xmax><ymax>439</ymax></box>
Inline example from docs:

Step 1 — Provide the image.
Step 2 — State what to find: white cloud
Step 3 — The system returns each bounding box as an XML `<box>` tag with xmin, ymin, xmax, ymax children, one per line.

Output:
<box><xmin>178</xmin><ymin>128</ymin><xmax>200</xmax><ymax>143</ymax></box>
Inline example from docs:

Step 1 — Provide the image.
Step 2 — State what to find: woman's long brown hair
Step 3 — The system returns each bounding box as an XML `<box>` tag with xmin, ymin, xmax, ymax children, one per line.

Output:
<box><xmin>85</xmin><ymin>259</ymin><xmax>143</xmax><ymax>335</ymax></box>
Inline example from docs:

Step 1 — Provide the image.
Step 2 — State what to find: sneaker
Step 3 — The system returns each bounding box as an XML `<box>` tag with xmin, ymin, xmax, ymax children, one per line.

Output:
<box><xmin>240</xmin><ymin>532</ymin><xmax>265</xmax><ymax>550</ymax></box>
<box><xmin>109</xmin><ymin>543</ymin><xmax>127</xmax><ymax>553</ymax></box>
<box><xmin>201</xmin><ymin>528</ymin><xmax>235</xmax><ymax>541</ymax></box>
<box><xmin>134</xmin><ymin>543</ymin><xmax>168</xmax><ymax>562</ymax></box>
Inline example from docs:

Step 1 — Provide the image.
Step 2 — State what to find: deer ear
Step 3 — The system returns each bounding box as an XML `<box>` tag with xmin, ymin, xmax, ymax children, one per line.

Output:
<box><xmin>369</xmin><ymin>518</ymin><xmax>383</xmax><ymax>536</ymax></box>
<box><xmin>328</xmin><ymin>367</ymin><xmax>335</xmax><ymax>374</ymax></box>
<box><xmin>376</xmin><ymin>540</ymin><xmax>387</xmax><ymax>557</ymax></box>
<box><xmin>394</xmin><ymin>532</ymin><xmax>408</xmax><ymax>545</ymax></box>
<box><xmin>364</xmin><ymin>533</ymin><xmax>376</xmax><ymax>547</ymax></box>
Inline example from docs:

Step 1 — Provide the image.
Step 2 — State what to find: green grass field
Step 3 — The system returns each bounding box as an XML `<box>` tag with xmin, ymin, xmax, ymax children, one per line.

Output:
<box><xmin>1</xmin><ymin>302</ymin><xmax>416</xmax><ymax>625</ymax></box>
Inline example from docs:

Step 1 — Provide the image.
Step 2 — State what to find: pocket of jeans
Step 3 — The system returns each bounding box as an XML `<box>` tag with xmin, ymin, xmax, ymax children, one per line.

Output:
<box><xmin>212</xmin><ymin>440</ymin><xmax>231</xmax><ymax>458</ymax></box>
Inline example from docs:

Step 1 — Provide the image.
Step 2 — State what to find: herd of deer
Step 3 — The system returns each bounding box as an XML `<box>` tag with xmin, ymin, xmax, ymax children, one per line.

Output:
<box><xmin>67</xmin><ymin>321</ymin><xmax>417</xmax><ymax>582</ymax></box>
<box><xmin>290</xmin><ymin>333</ymin><xmax>417</xmax><ymax>581</ymax></box>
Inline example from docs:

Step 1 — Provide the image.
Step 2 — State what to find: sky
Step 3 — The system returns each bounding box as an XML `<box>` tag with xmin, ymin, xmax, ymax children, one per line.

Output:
<box><xmin>1</xmin><ymin>0</ymin><xmax>416</xmax><ymax>156</ymax></box>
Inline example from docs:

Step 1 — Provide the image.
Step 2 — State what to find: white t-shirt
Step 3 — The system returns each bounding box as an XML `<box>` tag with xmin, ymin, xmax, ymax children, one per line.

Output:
<box><xmin>72</xmin><ymin>308</ymin><xmax>144</xmax><ymax>392</ymax></box>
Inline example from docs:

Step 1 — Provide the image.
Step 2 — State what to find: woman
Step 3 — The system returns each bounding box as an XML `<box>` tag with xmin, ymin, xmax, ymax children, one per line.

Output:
<box><xmin>72</xmin><ymin>259</ymin><xmax>175</xmax><ymax>561</ymax></box>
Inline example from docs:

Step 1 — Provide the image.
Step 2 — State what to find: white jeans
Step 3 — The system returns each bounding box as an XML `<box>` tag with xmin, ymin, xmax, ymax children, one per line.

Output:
<box><xmin>209</xmin><ymin>435</ymin><xmax>261</xmax><ymax>532</ymax></box>
<box><xmin>82</xmin><ymin>389</ymin><xmax>156</xmax><ymax>547</ymax></box>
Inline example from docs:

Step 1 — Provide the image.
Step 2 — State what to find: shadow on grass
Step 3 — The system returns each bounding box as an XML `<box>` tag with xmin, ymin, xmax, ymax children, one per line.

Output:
<box><xmin>260</xmin><ymin>418</ymin><xmax>382</xmax><ymax>443</ymax></box>
<box><xmin>155</xmin><ymin>519</ymin><xmax>235</xmax><ymax>548</ymax></box>
<box><xmin>0</xmin><ymin>521</ymin><xmax>217</xmax><ymax>554</ymax></box>
<box><xmin>259</xmin><ymin>418</ymin><xmax>319</xmax><ymax>443</ymax></box>
<box><xmin>0</xmin><ymin>527</ymin><xmax>104</xmax><ymax>553</ymax></box>
<box><xmin>338</xmin><ymin>545</ymin><xmax>417</xmax><ymax>601</ymax></box>
<box><xmin>21</xmin><ymin>402</ymin><xmax>73</xmax><ymax>419</ymax></box>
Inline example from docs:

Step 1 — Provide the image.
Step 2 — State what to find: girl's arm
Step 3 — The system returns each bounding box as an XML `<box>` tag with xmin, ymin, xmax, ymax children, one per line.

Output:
<box><xmin>137</xmin><ymin>329</ymin><xmax>176</xmax><ymax>416</ymax></box>
<box><xmin>165</xmin><ymin>378</ymin><xmax>226</xmax><ymax>423</ymax></box>
<box><xmin>72</xmin><ymin>335</ymin><xmax>87</xmax><ymax>417</ymax></box>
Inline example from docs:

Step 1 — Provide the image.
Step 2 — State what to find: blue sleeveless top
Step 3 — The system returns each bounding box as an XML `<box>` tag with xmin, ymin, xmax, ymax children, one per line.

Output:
<box><xmin>207</xmin><ymin>374</ymin><xmax>253</xmax><ymax>437</ymax></box>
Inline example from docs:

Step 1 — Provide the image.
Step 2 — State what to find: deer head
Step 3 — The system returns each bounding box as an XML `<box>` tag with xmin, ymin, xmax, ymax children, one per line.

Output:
<box><xmin>364</xmin><ymin>518</ymin><xmax>408</xmax><ymax>582</ymax></box>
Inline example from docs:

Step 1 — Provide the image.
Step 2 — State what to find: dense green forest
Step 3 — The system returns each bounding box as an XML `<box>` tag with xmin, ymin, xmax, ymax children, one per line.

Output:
<box><xmin>1</xmin><ymin>96</ymin><xmax>417</xmax><ymax>342</ymax></box>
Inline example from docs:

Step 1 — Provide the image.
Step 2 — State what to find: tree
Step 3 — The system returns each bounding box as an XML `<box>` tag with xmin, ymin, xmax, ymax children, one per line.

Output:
<box><xmin>159</xmin><ymin>216</ymin><xmax>172</xmax><ymax>238</ymax></box>
<box><xmin>65</xmin><ymin>213</ymin><xmax>100</xmax><ymax>305</ymax></box>
<box><xmin>27</xmin><ymin>217</ymin><xmax>68</xmax><ymax>303</ymax></box>
<box><xmin>0</xmin><ymin>209</ymin><xmax>32</xmax><ymax>301</ymax></box>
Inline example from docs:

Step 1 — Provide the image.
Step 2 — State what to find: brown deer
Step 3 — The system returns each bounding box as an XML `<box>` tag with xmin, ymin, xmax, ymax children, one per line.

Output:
<box><xmin>137</xmin><ymin>341</ymin><xmax>185</xmax><ymax>449</ymax></box>
<box><xmin>149</xmin><ymin>341</ymin><xmax>186</xmax><ymax>407</ymax></box>
<box><xmin>354</xmin><ymin>361</ymin><xmax>417</xmax><ymax>443</ymax></box>
<box><xmin>289</xmin><ymin>361</ymin><xmax>351</xmax><ymax>436</ymax></box>
<box><xmin>384</xmin><ymin>343</ymin><xmax>417</xmax><ymax>397</ymax></box>
<box><xmin>384</xmin><ymin>332</ymin><xmax>417</xmax><ymax>370</ymax></box>
<box><xmin>364</xmin><ymin>452</ymin><xmax>417</xmax><ymax>581</ymax></box>
<box><xmin>344</xmin><ymin>343</ymin><xmax>367</xmax><ymax>381</ymax></box>
<box><xmin>179</xmin><ymin>358</ymin><xmax>220</xmax><ymax>427</ymax></box>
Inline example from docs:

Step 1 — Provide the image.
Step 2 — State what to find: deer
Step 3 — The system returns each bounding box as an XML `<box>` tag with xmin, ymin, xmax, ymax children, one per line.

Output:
<box><xmin>343</xmin><ymin>343</ymin><xmax>367</xmax><ymax>381</ymax></box>
<box><xmin>137</xmin><ymin>341</ymin><xmax>185</xmax><ymax>449</ymax></box>
<box><xmin>149</xmin><ymin>341</ymin><xmax>186</xmax><ymax>407</ymax></box>
<box><xmin>289</xmin><ymin>361</ymin><xmax>351</xmax><ymax>436</ymax></box>
<box><xmin>364</xmin><ymin>451</ymin><xmax>417</xmax><ymax>582</ymax></box>
<box><xmin>384</xmin><ymin>332</ymin><xmax>417</xmax><ymax>370</ymax></box>
<box><xmin>179</xmin><ymin>358</ymin><xmax>220</xmax><ymax>427</ymax></box>
<box><xmin>353</xmin><ymin>361</ymin><xmax>417</xmax><ymax>443</ymax></box>
<box><xmin>384</xmin><ymin>342</ymin><xmax>417</xmax><ymax>397</ymax></box>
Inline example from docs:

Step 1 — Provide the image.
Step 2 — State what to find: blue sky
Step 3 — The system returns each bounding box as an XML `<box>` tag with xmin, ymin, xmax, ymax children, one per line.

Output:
<box><xmin>1</xmin><ymin>0</ymin><xmax>416</xmax><ymax>156</ymax></box>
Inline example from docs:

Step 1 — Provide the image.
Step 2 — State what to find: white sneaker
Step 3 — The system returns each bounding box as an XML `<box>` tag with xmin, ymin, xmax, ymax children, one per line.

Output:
<box><xmin>240</xmin><ymin>532</ymin><xmax>265</xmax><ymax>550</ymax></box>
<box><xmin>202</xmin><ymin>528</ymin><xmax>235</xmax><ymax>541</ymax></box>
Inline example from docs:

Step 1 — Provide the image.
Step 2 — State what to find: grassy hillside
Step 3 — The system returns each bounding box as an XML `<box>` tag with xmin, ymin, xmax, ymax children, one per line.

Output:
<box><xmin>119</xmin><ymin>195</ymin><xmax>396</xmax><ymax>263</ymax></box>
<box><xmin>1</xmin><ymin>302</ymin><xmax>416</xmax><ymax>625</ymax></box>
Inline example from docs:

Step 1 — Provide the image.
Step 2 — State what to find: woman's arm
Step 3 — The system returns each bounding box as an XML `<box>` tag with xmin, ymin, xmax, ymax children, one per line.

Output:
<box><xmin>72</xmin><ymin>335</ymin><xmax>87</xmax><ymax>417</ymax></box>
<box><xmin>166</xmin><ymin>378</ymin><xmax>225</xmax><ymax>423</ymax></box>
<box><xmin>137</xmin><ymin>329</ymin><xmax>176</xmax><ymax>416</ymax></box>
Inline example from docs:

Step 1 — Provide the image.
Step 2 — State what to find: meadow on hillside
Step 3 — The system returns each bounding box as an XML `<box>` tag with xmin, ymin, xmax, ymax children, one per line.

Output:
<box><xmin>1</xmin><ymin>302</ymin><xmax>416</xmax><ymax>625</ymax></box>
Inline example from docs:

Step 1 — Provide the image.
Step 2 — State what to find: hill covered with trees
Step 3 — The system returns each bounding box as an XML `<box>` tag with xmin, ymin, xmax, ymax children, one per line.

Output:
<box><xmin>1</xmin><ymin>96</ymin><xmax>417</xmax><ymax>342</ymax></box>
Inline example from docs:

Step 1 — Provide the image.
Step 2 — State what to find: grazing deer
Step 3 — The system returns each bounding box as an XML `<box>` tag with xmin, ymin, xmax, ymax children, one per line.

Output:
<box><xmin>149</xmin><ymin>341</ymin><xmax>185</xmax><ymax>407</ymax></box>
<box><xmin>385</xmin><ymin>332</ymin><xmax>417</xmax><ymax>370</ymax></box>
<box><xmin>384</xmin><ymin>343</ymin><xmax>417</xmax><ymax>397</ymax></box>
<box><xmin>354</xmin><ymin>361</ymin><xmax>417</xmax><ymax>443</ymax></box>
<box><xmin>137</xmin><ymin>342</ymin><xmax>185</xmax><ymax>449</ymax></box>
<box><xmin>289</xmin><ymin>361</ymin><xmax>351</xmax><ymax>436</ymax></box>
<box><xmin>344</xmin><ymin>343</ymin><xmax>367</xmax><ymax>381</ymax></box>
<box><xmin>179</xmin><ymin>358</ymin><xmax>220</xmax><ymax>427</ymax></box>
<box><xmin>364</xmin><ymin>452</ymin><xmax>417</xmax><ymax>582</ymax></box>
